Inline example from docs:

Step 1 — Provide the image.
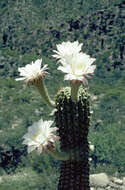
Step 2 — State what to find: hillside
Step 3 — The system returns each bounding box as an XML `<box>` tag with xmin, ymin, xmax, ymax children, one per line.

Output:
<box><xmin>0</xmin><ymin>0</ymin><xmax>125</xmax><ymax>189</ymax></box>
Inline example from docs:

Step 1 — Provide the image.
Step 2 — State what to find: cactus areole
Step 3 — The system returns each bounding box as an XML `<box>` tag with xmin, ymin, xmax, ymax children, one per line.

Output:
<box><xmin>55</xmin><ymin>87</ymin><xmax>91</xmax><ymax>190</ymax></box>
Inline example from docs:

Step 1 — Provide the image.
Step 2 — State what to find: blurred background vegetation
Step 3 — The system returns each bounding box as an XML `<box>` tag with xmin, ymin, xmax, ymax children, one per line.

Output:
<box><xmin>0</xmin><ymin>0</ymin><xmax>125</xmax><ymax>189</ymax></box>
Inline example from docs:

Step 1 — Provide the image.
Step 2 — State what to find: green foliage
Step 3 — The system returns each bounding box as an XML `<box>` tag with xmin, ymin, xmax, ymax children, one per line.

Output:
<box><xmin>0</xmin><ymin>0</ymin><xmax>125</xmax><ymax>189</ymax></box>
<box><xmin>89</xmin><ymin>84</ymin><xmax>125</xmax><ymax>175</ymax></box>
<box><xmin>90</xmin><ymin>124</ymin><xmax>125</xmax><ymax>167</ymax></box>
<box><xmin>0</xmin><ymin>167</ymin><xmax>58</xmax><ymax>190</ymax></box>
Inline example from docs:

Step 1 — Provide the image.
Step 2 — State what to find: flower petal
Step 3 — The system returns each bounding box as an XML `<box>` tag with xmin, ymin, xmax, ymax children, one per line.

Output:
<box><xmin>57</xmin><ymin>65</ymin><xmax>71</xmax><ymax>74</ymax></box>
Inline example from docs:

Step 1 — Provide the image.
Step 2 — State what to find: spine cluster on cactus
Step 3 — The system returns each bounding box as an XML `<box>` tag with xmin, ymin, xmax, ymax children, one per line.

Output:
<box><xmin>55</xmin><ymin>87</ymin><xmax>91</xmax><ymax>190</ymax></box>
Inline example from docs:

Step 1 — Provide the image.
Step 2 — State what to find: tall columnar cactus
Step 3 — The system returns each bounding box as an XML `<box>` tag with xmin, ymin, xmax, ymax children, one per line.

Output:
<box><xmin>16</xmin><ymin>41</ymin><xmax>96</xmax><ymax>190</ymax></box>
<box><xmin>55</xmin><ymin>87</ymin><xmax>90</xmax><ymax>190</ymax></box>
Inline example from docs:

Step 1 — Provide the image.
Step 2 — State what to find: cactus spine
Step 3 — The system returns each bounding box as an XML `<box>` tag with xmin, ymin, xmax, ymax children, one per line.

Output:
<box><xmin>55</xmin><ymin>87</ymin><xmax>91</xmax><ymax>190</ymax></box>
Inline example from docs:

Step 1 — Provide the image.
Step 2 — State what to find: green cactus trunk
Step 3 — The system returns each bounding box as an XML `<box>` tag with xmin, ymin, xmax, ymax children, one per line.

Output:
<box><xmin>55</xmin><ymin>87</ymin><xmax>90</xmax><ymax>190</ymax></box>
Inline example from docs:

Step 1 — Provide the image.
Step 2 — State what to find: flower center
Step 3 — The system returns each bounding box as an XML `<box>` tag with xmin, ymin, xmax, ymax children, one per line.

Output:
<box><xmin>71</xmin><ymin>62</ymin><xmax>86</xmax><ymax>76</ymax></box>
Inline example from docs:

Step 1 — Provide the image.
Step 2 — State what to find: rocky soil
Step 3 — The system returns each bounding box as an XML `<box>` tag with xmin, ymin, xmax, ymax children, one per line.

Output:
<box><xmin>90</xmin><ymin>173</ymin><xmax>125</xmax><ymax>190</ymax></box>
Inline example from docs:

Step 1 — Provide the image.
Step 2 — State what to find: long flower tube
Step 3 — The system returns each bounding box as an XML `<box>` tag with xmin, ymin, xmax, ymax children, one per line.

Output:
<box><xmin>16</xmin><ymin>59</ymin><xmax>55</xmax><ymax>107</ymax></box>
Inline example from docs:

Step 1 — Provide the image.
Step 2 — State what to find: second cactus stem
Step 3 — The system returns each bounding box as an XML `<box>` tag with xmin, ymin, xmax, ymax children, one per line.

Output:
<box><xmin>55</xmin><ymin>87</ymin><xmax>91</xmax><ymax>190</ymax></box>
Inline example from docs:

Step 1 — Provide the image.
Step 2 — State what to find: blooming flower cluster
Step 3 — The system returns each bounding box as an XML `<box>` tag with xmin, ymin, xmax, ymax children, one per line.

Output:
<box><xmin>16</xmin><ymin>41</ymin><xmax>96</xmax><ymax>86</ymax></box>
<box><xmin>53</xmin><ymin>41</ymin><xmax>96</xmax><ymax>85</ymax></box>
<box><xmin>16</xmin><ymin>40</ymin><xmax>96</xmax><ymax>155</ymax></box>
<box><xmin>22</xmin><ymin>118</ymin><xmax>58</xmax><ymax>154</ymax></box>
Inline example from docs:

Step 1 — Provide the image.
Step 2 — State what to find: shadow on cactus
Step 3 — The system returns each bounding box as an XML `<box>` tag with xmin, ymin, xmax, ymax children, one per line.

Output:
<box><xmin>16</xmin><ymin>41</ymin><xmax>96</xmax><ymax>190</ymax></box>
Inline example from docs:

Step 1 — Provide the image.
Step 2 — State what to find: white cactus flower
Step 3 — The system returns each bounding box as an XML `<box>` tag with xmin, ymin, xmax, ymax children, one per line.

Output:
<box><xmin>16</xmin><ymin>59</ymin><xmax>48</xmax><ymax>83</ymax></box>
<box><xmin>57</xmin><ymin>52</ymin><xmax>96</xmax><ymax>85</ymax></box>
<box><xmin>22</xmin><ymin>119</ymin><xmax>58</xmax><ymax>154</ymax></box>
<box><xmin>89</xmin><ymin>145</ymin><xmax>94</xmax><ymax>152</ymax></box>
<box><xmin>89</xmin><ymin>142</ymin><xmax>94</xmax><ymax>151</ymax></box>
<box><xmin>52</xmin><ymin>41</ymin><xmax>83</xmax><ymax>63</ymax></box>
